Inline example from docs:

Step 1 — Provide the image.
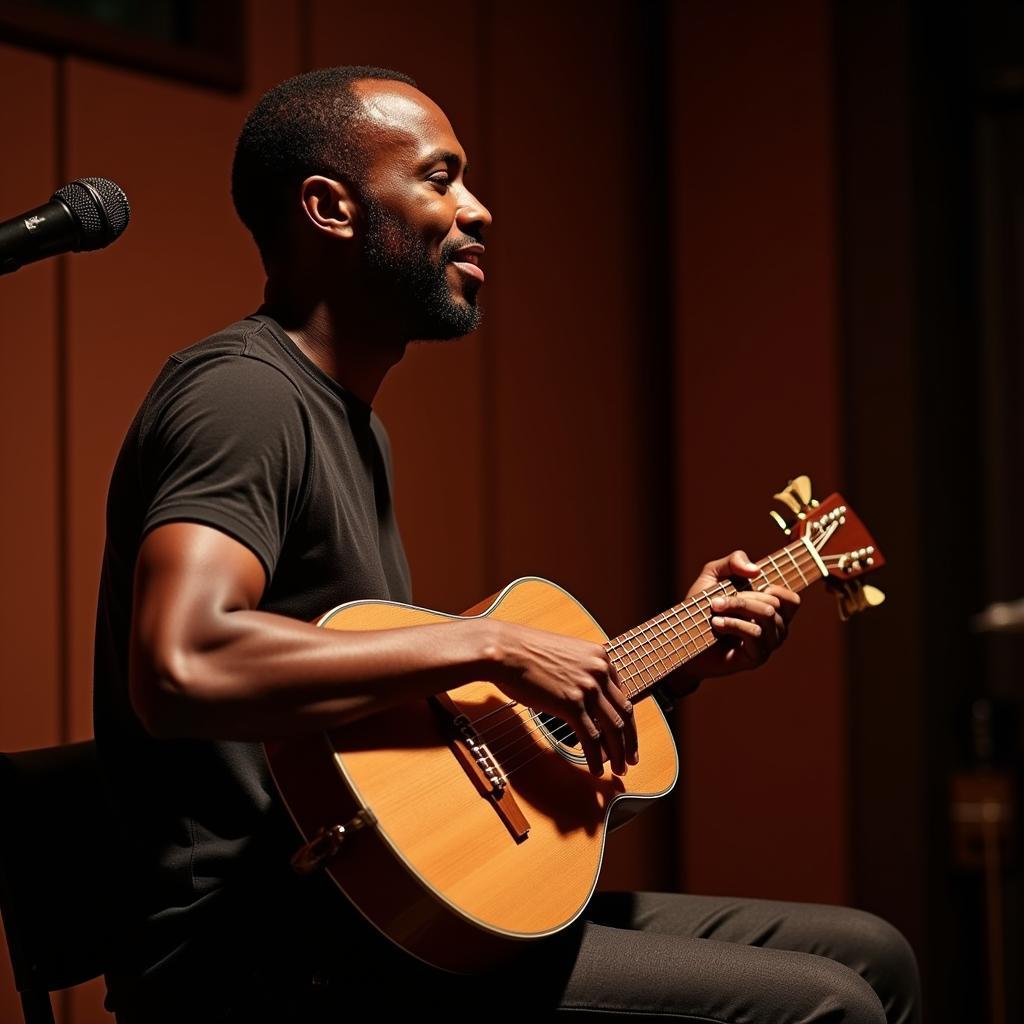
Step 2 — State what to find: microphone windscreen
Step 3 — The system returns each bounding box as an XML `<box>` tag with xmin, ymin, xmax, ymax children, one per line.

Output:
<box><xmin>52</xmin><ymin>177</ymin><xmax>131</xmax><ymax>251</ymax></box>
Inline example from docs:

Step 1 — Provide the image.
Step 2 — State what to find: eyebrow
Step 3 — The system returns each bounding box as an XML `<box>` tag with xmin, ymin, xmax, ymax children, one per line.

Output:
<box><xmin>417</xmin><ymin>149</ymin><xmax>468</xmax><ymax>174</ymax></box>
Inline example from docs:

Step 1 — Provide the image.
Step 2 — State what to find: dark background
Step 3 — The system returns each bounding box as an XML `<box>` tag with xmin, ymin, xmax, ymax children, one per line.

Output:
<box><xmin>0</xmin><ymin>1</ymin><xmax>1021</xmax><ymax>1020</ymax></box>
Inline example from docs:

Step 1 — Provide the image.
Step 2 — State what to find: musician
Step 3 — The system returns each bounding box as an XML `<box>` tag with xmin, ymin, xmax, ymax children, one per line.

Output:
<box><xmin>93</xmin><ymin>66</ymin><xmax>920</xmax><ymax>1023</ymax></box>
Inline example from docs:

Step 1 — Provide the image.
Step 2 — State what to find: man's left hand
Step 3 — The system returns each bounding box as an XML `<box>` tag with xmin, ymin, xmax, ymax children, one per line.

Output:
<box><xmin>665</xmin><ymin>549</ymin><xmax>801</xmax><ymax>695</ymax></box>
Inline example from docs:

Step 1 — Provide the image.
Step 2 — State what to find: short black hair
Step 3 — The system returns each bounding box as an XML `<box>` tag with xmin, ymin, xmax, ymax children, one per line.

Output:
<box><xmin>231</xmin><ymin>65</ymin><xmax>417</xmax><ymax>267</ymax></box>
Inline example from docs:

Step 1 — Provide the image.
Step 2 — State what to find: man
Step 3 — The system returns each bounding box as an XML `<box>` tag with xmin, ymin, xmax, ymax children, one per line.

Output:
<box><xmin>94</xmin><ymin>66</ymin><xmax>919</xmax><ymax>1022</ymax></box>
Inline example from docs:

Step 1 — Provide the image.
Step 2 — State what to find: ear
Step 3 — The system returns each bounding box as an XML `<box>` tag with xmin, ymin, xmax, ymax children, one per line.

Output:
<box><xmin>299</xmin><ymin>175</ymin><xmax>357</xmax><ymax>240</ymax></box>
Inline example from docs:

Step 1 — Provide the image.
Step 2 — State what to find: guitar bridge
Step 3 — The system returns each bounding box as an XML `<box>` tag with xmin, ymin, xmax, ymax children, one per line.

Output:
<box><xmin>452</xmin><ymin>712</ymin><xmax>506</xmax><ymax>793</ymax></box>
<box><xmin>429</xmin><ymin>693</ymin><xmax>531</xmax><ymax>842</ymax></box>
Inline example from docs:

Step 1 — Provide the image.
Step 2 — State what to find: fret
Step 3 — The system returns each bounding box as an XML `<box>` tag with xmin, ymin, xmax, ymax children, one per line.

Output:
<box><xmin>667</xmin><ymin>600</ymin><xmax>702</xmax><ymax>655</ymax></box>
<box><xmin>683</xmin><ymin>591</ymin><xmax>718</xmax><ymax>654</ymax></box>
<box><xmin>764</xmin><ymin>553</ymin><xmax>788</xmax><ymax>589</ymax></box>
<box><xmin>614</xmin><ymin>647</ymin><xmax>649</xmax><ymax>696</ymax></box>
<box><xmin>637</xmin><ymin>621</ymin><xmax>672</xmax><ymax>676</ymax></box>
<box><xmin>620</xmin><ymin>632</ymin><xmax>661</xmax><ymax>689</ymax></box>
<box><xmin>616</xmin><ymin>602</ymin><xmax>706</xmax><ymax>690</ymax></box>
<box><xmin>664</xmin><ymin>606</ymin><xmax>704</xmax><ymax>673</ymax></box>
<box><xmin>668</xmin><ymin>605</ymin><xmax>702</xmax><ymax>659</ymax></box>
<box><xmin>784</xmin><ymin>546</ymin><xmax>809</xmax><ymax>587</ymax></box>
<box><xmin>606</xmin><ymin>647</ymin><xmax>641</xmax><ymax>700</ymax></box>
<box><xmin>612</xmin><ymin>636</ymin><xmax>642</xmax><ymax>685</ymax></box>
<box><xmin>604</xmin><ymin>527</ymin><xmax>843</xmax><ymax>701</ymax></box>
<box><xmin>697</xmin><ymin>592</ymin><xmax>720</xmax><ymax>639</ymax></box>
<box><xmin>617</xmin><ymin>645</ymin><xmax>654</xmax><ymax>695</ymax></box>
<box><xmin>700</xmin><ymin>589</ymin><xmax>721</xmax><ymax>627</ymax></box>
<box><xmin>648</xmin><ymin>615</ymin><xmax>682</xmax><ymax>675</ymax></box>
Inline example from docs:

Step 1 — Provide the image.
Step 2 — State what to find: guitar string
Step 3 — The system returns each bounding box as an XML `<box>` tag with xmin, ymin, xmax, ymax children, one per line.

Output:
<box><xmin>474</xmin><ymin>539</ymin><xmax>821</xmax><ymax>750</ymax></box>
<box><xmin>485</xmin><ymin>538</ymin><xmax>849</xmax><ymax>780</ymax></box>
<box><xmin>601</xmin><ymin>523</ymin><xmax>843</xmax><ymax>696</ymax></box>
<box><xmin>469</xmin><ymin>544</ymin><xmax>824</xmax><ymax>766</ymax></box>
<box><xmin>601</xmin><ymin>533</ymin><xmax>825</xmax><ymax>673</ymax></box>
<box><xmin>464</xmin><ymin>536</ymin><xmax>823</xmax><ymax>740</ymax></box>
<box><xmin>467</xmin><ymin>563</ymin><xmax>793</xmax><ymax>757</ymax></box>
<box><xmin>456</xmin><ymin>538</ymin><xmax>833</xmax><ymax>768</ymax></box>
<box><xmin>470</xmin><ymin>546</ymin><xmax>832</xmax><ymax>775</ymax></box>
<box><xmin>494</xmin><ymin>550</ymin><xmax>847</xmax><ymax>782</ymax></box>
<box><xmin>489</xmin><ymin>551</ymin><xmax>826</xmax><ymax>777</ymax></box>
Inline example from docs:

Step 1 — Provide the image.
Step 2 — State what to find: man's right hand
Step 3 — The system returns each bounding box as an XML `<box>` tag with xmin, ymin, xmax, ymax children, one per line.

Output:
<box><xmin>483</xmin><ymin>621</ymin><xmax>639</xmax><ymax>779</ymax></box>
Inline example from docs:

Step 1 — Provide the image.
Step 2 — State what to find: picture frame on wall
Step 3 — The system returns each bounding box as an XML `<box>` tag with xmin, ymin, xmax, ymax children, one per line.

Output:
<box><xmin>0</xmin><ymin>0</ymin><xmax>245</xmax><ymax>92</ymax></box>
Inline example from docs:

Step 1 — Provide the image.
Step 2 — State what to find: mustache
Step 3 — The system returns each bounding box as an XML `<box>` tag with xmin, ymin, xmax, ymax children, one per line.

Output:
<box><xmin>440</xmin><ymin>230</ymin><xmax>486</xmax><ymax>264</ymax></box>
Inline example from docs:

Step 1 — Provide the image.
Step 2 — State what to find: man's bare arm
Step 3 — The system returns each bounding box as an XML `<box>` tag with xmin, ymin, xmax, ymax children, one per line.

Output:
<box><xmin>129</xmin><ymin>522</ymin><xmax>638</xmax><ymax>776</ymax></box>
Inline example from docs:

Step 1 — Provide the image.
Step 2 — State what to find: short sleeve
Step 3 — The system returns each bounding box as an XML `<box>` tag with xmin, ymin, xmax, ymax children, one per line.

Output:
<box><xmin>140</xmin><ymin>356</ymin><xmax>310</xmax><ymax>581</ymax></box>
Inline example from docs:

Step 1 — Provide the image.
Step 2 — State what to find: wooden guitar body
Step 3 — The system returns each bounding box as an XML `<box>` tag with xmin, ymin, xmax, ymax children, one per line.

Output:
<box><xmin>265</xmin><ymin>577</ymin><xmax>679</xmax><ymax>974</ymax></box>
<box><xmin>266</xmin><ymin>486</ymin><xmax>885</xmax><ymax>975</ymax></box>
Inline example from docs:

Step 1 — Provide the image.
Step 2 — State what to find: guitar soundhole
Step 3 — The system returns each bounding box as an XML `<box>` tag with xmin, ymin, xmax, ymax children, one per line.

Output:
<box><xmin>534</xmin><ymin>712</ymin><xmax>584</xmax><ymax>756</ymax></box>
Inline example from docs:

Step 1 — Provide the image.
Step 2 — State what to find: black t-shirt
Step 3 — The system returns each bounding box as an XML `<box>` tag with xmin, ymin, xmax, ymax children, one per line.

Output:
<box><xmin>92</xmin><ymin>312</ymin><xmax>412</xmax><ymax>1012</ymax></box>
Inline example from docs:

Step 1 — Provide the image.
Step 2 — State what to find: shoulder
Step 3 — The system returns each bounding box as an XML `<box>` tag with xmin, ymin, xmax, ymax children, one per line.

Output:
<box><xmin>164</xmin><ymin>317</ymin><xmax>304</xmax><ymax>396</ymax></box>
<box><xmin>142</xmin><ymin>320</ymin><xmax>308</xmax><ymax>442</ymax></box>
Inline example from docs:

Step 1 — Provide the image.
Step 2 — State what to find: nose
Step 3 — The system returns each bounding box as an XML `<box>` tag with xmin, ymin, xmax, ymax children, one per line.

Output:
<box><xmin>457</xmin><ymin>187</ymin><xmax>493</xmax><ymax>235</ymax></box>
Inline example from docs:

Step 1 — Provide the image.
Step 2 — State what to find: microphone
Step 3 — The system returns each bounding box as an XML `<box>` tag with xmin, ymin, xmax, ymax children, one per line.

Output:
<box><xmin>0</xmin><ymin>177</ymin><xmax>130</xmax><ymax>276</ymax></box>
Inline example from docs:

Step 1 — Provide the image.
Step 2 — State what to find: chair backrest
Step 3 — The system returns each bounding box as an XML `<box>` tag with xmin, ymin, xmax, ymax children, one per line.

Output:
<box><xmin>0</xmin><ymin>741</ymin><xmax>117</xmax><ymax>1019</ymax></box>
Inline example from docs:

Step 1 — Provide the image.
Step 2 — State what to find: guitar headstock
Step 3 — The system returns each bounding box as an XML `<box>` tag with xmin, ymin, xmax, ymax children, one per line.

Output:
<box><xmin>771</xmin><ymin>477</ymin><xmax>887</xmax><ymax>621</ymax></box>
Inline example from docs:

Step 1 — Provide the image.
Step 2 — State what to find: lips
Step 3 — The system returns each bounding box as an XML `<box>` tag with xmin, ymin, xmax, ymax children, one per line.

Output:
<box><xmin>450</xmin><ymin>243</ymin><xmax>485</xmax><ymax>283</ymax></box>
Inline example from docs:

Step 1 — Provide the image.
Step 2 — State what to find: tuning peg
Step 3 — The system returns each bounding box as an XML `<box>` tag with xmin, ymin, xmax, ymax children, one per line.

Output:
<box><xmin>831</xmin><ymin>580</ymin><xmax>887</xmax><ymax>621</ymax></box>
<box><xmin>770</xmin><ymin>475</ymin><xmax>819</xmax><ymax>534</ymax></box>
<box><xmin>769</xmin><ymin>510</ymin><xmax>794</xmax><ymax>535</ymax></box>
<box><xmin>774</xmin><ymin>475</ymin><xmax>817</xmax><ymax>514</ymax></box>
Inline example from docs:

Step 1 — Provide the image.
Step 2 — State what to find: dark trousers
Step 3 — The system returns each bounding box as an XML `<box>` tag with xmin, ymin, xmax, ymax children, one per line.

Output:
<box><xmin>146</xmin><ymin>890</ymin><xmax>920</xmax><ymax>1023</ymax></box>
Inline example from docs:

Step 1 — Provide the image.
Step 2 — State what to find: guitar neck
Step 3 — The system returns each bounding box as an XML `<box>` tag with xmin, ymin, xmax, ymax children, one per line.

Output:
<box><xmin>606</xmin><ymin>536</ymin><xmax>827</xmax><ymax>700</ymax></box>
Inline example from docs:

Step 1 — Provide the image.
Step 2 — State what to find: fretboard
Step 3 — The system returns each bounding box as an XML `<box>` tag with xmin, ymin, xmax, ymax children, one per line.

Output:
<box><xmin>605</xmin><ymin>537</ymin><xmax>825</xmax><ymax>700</ymax></box>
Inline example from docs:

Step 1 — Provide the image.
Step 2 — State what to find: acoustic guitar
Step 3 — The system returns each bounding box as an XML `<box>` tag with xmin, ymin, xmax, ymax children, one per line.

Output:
<box><xmin>265</xmin><ymin>480</ymin><xmax>884</xmax><ymax>974</ymax></box>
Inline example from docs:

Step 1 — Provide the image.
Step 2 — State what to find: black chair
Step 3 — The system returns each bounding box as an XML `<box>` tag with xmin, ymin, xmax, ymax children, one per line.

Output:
<box><xmin>0</xmin><ymin>741</ymin><xmax>116</xmax><ymax>1023</ymax></box>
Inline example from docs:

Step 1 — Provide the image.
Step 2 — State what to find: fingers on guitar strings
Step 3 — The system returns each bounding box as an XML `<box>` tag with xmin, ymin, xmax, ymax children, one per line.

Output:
<box><xmin>603</xmin><ymin>667</ymin><xmax>637</xmax><ymax>772</ymax></box>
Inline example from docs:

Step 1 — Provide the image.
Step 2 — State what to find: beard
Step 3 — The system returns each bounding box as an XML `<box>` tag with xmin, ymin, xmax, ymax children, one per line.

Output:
<box><xmin>361</xmin><ymin>193</ymin><xmax>484</xmax><ymax>341</ymax></box>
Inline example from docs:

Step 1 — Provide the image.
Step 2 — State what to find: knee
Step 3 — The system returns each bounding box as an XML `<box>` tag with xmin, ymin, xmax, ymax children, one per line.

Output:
<box><xmin>839</xmin><ymin>910</ymin><xmax>921</xmax><ymax>1023</ymax></box>
<box><xmin>813</xmin><ymin>957</ymin><xmax>888</xmax><ymax>1024</ymax></box>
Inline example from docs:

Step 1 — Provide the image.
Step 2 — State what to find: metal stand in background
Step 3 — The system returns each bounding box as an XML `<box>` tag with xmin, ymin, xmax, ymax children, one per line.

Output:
<box><xmin>952</xmin><ymin>600</ymin><xmax>1024</xmax><ymax>1024</ymax></box>
<box><xmin>972</xmin><ymin>599</ymin><xmax>1024</xmax><ymax>635</ymax></box>
<box><xmin>951</xmin><ymin>758</ymin><xmax>1014</xmax><ymax>1024</ymax></box>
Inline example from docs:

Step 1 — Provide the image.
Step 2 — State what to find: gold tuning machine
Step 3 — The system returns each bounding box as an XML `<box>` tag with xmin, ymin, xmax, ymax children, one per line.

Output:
<box><xmin>831</xmin><ymin>580</ymin><xmax>887</xmax><ymax>622</ymax></box>
<box><xmin>770</xmin><ymin>475</ymin><xmax>820</xmax><ymax>535</ymax></box>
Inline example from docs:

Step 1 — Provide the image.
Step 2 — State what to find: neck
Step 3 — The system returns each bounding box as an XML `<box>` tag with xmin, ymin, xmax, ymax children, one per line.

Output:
<box><xmin>607</xmin><ymin>536</ymin><xmax>827</xmax><ymax>700</ymax></box>
<box><xmin>261</xmin><ymin>276</ymin><xmax>408</xmax><ymax>406</ymax></box>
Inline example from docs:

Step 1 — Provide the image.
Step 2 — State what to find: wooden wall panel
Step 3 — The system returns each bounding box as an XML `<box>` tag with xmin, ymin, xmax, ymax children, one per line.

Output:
<box><xmin>485</xmin><ymin>2</ymin><xmax>671</xmax><ymax>890</ymax></box>
<box><xmin>62</xmin><ymin>2</ymin><xmax>302</xmax><ymax>746</ymax></box>
<box><xmin>835</xmin><ymin>0</ymin><xmax>930</xmax><ymax>975</ymax></box>
<box><xmin>58</xmin><ymin>3</ymin><xmax>302</xmax><ymax>1020</ymax></box>
<box><xmin>0</xmin><ymin>40</ymin><xmax>59</xmax><ymax>1024</ymax></box>
<box><xmin>671</xmin><ymin>1</ymin><xmax>847</xmax><ymax>902</ymax></box>
<box><xmin>0</xmin><ymin>48</ymin><xmax>60</xmax><ymax>749</ymax></box>
<box><xmin>309</xmin><ymin>0</ymin><xmax>488</xmax><ymax>616</ymax></box>
<box><xmin>0</xmin><ymin>6</ymin><xmax>859</xmax><ymax>1020</ymax></box>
